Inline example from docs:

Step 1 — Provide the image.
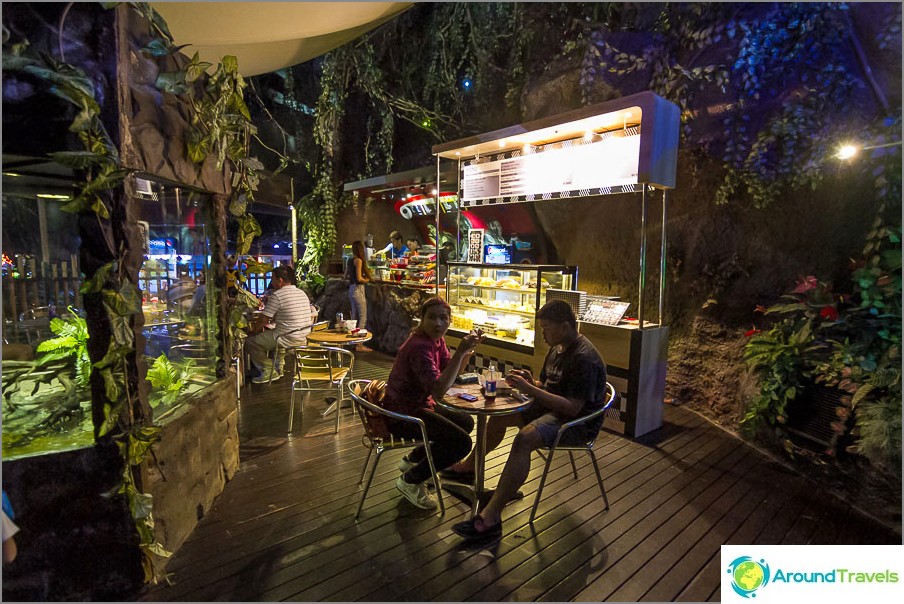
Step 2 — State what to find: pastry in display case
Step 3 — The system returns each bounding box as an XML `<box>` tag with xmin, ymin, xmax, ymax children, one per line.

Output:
<box><xmin>445</xmin><ymin>262</ymin><xmax>577</xmax><ymax>352</ymax></box>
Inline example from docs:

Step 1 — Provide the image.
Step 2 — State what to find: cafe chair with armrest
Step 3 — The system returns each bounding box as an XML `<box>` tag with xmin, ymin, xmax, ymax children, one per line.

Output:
<box><xmin>288</xmin><ymin>345</ymin><xmax>354</xmax><ymax>434</ymax></box>
<box><xmin>348</xmin><ymin>379</ymin><xmax>445</xmax><ymax>520</ymax></box>
<box><xmin>266</xmin><ymin>320</ymin><xmax>328</xmax><ymax>383</ymax></box>
<box><xmin>530</xmin><ymin>382</ymin><xmax>618</xmax><ymax>523</ymax></box>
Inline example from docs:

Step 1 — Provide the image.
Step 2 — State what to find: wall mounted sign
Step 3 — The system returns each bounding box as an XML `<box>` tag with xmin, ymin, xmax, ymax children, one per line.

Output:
<box><xmin>461</xmin><ymin>129</ymin><xmax>641</xmax><ymax>205</ymax></box>
<box><xmin>433</xmin><ymin>91</ymin><xmax>680</xmax><ymax>209</ymax></box>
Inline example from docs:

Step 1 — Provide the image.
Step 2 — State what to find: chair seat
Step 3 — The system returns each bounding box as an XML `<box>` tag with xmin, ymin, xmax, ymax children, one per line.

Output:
<box><xmin>295</xmin><ymin>367</ymin><xmax>350</xmax><ymax>382</ymax></box>
<box><xmin>288</xmin><ymin>345</ymin><xmax>355</xmax><ymax>435</ymax></box>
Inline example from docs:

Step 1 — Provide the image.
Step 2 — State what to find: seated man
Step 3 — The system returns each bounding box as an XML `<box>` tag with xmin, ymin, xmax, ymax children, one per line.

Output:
<box><xmin>245</xmin><ymin>265</ymin><xmax>312</xmax><ymax>383</ymax></box>
<box><xmin>450</xmin><ymin>299</ymin><xmax>608</xmax><ymax>540</ymax></box>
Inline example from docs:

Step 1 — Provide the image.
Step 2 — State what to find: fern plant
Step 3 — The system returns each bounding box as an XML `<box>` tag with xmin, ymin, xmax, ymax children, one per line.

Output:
<box><xmin>35</xmin><ymin>308</ymin><xmax>92</xmax><ymax>388</ymax></box>
<box><xmin>146</xmin><ymin>354</ymin><xmax>195</xmax><ymax>408</ymax></box>
<box><xmin>742</xmin><ymin>315</ymin><xmax>823</xmax><ymax>437</ymax></box>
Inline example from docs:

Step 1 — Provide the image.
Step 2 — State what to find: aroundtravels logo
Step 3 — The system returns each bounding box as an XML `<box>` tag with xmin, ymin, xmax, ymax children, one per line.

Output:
<box><xmin>722</xmin><ymin>546</ymin><xmax>903</xmax><ymax>602</ymax></box>
<box><xmin>726</xmin><ymin>556</ymin><xmax>771</xmax><ymax>598</ymax></box>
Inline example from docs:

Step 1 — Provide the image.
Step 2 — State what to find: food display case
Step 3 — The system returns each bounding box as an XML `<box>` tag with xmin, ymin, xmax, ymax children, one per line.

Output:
<box><xmin>369</xmin><ymin>248</ymin><xmax>438</xmax><ymax>289</ymax></box>
<box><xmin>445</xmin><ymin>262</ymin><xmax>577</xmax><ymax>356</ymax></box>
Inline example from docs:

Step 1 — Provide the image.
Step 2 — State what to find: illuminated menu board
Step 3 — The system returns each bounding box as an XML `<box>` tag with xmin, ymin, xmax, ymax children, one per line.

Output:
<box><xmin>462</xmin><ymin>133</ymin><xmax>641</xmax><ymax>203</ymax></box>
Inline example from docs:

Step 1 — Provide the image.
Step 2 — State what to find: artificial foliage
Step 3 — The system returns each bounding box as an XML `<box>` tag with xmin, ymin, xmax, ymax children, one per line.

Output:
<box><xmin>35</xmin><ymin>309</ymin><xmax>93</xmax><ymax>389</ymax></box>
<box><xmin>146</xmin><ymin>353</ymin><xmax>196</xmax><ymax>408</ymax></box>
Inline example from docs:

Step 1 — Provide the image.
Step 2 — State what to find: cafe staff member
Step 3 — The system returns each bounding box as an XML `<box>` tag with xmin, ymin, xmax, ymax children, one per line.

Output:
<box><xmin>377</xmin><ymin>230</ymin><xmax>409</xmax><ymax>259</ymax></box>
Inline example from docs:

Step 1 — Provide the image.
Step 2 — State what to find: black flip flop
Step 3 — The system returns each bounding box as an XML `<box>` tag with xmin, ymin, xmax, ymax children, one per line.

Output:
<box><xmin>452</xmin><ymin>516</ymin><xmax>503</xmax><ymax>541</ymax></box>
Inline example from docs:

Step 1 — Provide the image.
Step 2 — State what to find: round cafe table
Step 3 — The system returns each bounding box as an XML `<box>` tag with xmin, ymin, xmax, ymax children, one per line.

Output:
<box><xmin>437</xmin><ymin>381</ymin><xmax>533</xmax><ymax>519</ymax></box>
<box><xmin>305</xmin><ymin>328</ymin><xmax>373</xmax><ymax>347</ymax></box>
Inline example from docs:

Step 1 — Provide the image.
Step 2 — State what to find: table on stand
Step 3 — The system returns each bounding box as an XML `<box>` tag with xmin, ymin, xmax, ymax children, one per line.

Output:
<box><xmin>304</xmin><ymin>329</ymin><xmax>373</xmax><ymax>418</ymax></box>
<box><xmin>305</xmin><ymin>329</ymin><xmax>372</xmax><ymax>348</ymax></box>
<box><xmin>437</xmin><ymin>382</ymin><xmax>533</xmax><ymax>519</ymax></box>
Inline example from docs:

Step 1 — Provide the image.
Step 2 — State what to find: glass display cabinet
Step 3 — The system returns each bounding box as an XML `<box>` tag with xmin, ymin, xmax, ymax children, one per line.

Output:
<box><xmin>445</xmin><ymin>262</ymin><xmax>577</xmax><ymax>353</ymax></box>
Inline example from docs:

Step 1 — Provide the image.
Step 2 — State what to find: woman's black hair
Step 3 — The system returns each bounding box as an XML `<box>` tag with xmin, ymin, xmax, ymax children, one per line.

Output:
<box><xmin>419</xmin><ymin>296</ymin><xmax>451</xmax><ymax>318</ymax></box>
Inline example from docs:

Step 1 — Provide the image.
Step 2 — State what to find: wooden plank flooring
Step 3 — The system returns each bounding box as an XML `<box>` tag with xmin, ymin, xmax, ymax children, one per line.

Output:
<box><xmin>139</xmin><ymin>352</ymin><xmax>900</xmax><ymax>602</ymax></box>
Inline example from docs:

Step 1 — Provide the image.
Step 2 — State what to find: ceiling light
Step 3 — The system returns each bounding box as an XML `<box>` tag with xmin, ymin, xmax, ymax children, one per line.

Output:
<box><xmin>3</xmin><ymin>172</ymin><xmax>21</xmax><ymax>177</ymax></box>
<box><xmin>36</xmin><ymin>193</ymin><xmax>71</xmax><ymax>200</ymax></box>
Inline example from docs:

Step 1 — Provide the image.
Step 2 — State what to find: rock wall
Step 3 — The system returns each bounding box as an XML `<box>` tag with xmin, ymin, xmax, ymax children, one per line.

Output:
<box><xmin>145</xmin><ymin>377</ymin><xmax>240</xmax><ymax>560</ymax></box>
<box><xmin>315</xmin><ymin>278</ymin><xmax>434</xmax><ymax>353</ymax></box>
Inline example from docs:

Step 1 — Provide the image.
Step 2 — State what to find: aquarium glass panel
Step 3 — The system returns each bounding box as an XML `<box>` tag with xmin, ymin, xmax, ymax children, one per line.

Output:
<box><xmin>2</xmin><ymin>194</ymin><xmax>92</xmax><ymax>459</ymax></box>
<box><xmin>135</xmin><ymin>177</ymin><xmax>218</xmax><ymax>420</ymax></box>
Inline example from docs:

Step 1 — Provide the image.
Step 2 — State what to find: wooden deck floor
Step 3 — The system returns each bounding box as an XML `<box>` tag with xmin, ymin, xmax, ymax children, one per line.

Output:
<box><xmin>139</xmin><ymin>352</ymin><xmax>900</xmax><ymax>602</ymax></box>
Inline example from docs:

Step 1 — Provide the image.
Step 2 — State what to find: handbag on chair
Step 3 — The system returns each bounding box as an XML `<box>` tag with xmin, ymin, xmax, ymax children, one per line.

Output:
<box><xmin>355</xmin><ymin>380</ymin><xmax>391</xmax><ymax>439</ymax></box>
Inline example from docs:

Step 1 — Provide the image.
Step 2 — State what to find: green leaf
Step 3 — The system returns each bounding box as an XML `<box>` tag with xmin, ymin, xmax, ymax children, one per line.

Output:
<box><xmin>60</xmin><ymin>196</ymin><xmax>93</xmax><ymax>214</ymax></box>
<box><xmin>155</xmin><ymin>71</ymin><xmax>189</xmax><ymax>95</ymax></box>
<box><xmin>80</xmin><ymin>263</ymin><xmax>114</xmax><ymax>294</ymax></box>
<box><xmin>98</xmin><ymin>402</ymin><xmax>119</xmax><ymax>437</ymax></box>
<box><xmin>90</xmin><ymin>198</ymin><xmax>111</xmax><ymax>219</ymax></box>
<box><xmin>102</xmin><ymin>280</ymin><xmax>142</xmax><ymax>316</ymax></box>
<box><xmin>128</xmin><ymin>429</ymin><xmax>161</xmax><ymax>466</ymax></box>
<box><xmin>221</xmin><ymin>55</ymin><xmax>239</xmax><ymax>74</ymax></box>
<box><xmin>236</xmin><ymin>214</ymin><xmax>262</xmax><ymax>255</ymax></box>
<box><xmin>130</xmin><ymin>490</ymin><xmax>154</xmax><ymax>521</ymax></box>
<box><xmin>109</xmin><ymin>314</ymin><xmax>135</xmax><ymax>349</ymax></box>
<box><xmin>140</xmin><ymin>39</ymin><xmax>189</xmax><ymax>58</ymax></box>
<box><xmin>143</xmin><ymin>542</ymin><xmax>173</xmax><ymax>558</ymax></box>
<box><xmin>49</xmin><ymin>151</ymin><xmax>106</xmax><ymax>169</ymax></box>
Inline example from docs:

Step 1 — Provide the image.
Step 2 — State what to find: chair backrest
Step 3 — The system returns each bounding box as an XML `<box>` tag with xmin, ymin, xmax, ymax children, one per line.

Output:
<box><xmin>311</xmin><ymin>320</ymin><xmax>329</xmax><ymax>332</ymax></box>
<box><xmin>292</xmin><ymin>345</ymin><xmax>353</xmax><ymax>382</ymax></box>
<box><xmin>349</xmin><ymin>379</ymin><xmax>392</xmax><ymax>440</ymax></box>
<box><xmin>553</xmin><ymin>381</ymin><xmax>619</xmax><ymax>449</ymax></box>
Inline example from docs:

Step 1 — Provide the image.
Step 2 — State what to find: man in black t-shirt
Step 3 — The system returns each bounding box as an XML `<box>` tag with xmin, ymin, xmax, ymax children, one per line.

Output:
<box><xmin>451</xmin><ymin>300</ymin><xmax>608</xmax><ymax>541</ymax></box>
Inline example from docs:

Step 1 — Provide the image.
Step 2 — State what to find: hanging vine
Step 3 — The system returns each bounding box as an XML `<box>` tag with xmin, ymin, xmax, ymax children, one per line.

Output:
<box><xmin>2</xmin><ymin>5</ymin><xmax>170</xmax><ymax>582</ymax></box>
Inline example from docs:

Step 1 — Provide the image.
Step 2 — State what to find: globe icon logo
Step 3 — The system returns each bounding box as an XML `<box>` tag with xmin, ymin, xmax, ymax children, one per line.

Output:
<box><xmin>727</xmin><ymin>556</ymin><xmax>770</xmax><ymax>598</ymax></box>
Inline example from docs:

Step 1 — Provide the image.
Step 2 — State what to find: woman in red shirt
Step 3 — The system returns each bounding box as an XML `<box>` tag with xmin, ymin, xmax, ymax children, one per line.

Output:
<box><xmin>382</xmin><ymin>297</ymin><xmax>484</xmax><ymax>510</ymax></box>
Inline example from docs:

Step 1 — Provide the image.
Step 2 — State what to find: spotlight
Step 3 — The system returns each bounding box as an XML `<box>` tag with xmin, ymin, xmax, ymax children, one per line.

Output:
<box><xmin>836</xmin><ymin>145</ymin><xmax>858</xmax><ymax>160</ymax></box>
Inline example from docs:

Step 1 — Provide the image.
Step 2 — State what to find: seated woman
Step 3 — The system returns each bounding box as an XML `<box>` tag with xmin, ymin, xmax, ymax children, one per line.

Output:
<box><xmin>381</xmin><ymin>297</ymin><xmax>484</xmax><ymax>510</ymax></box>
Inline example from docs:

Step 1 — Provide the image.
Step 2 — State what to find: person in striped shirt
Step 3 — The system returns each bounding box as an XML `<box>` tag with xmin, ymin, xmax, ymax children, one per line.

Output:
<box><xmin>246</xmin><ymin>265</ymin><xmax>313</xmax><ymax>383</ymax></box>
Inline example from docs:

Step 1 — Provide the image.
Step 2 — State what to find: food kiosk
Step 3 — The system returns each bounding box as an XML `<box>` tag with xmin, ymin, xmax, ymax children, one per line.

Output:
<box><xmin>432</xmin><ymin>91</ymin><xmax>679</xmax><ymax>438</ymax></box>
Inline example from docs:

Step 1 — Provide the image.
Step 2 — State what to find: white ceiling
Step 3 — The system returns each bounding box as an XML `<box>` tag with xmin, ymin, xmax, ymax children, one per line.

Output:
<box><xmin>149</xmin><ymin>2</ymin><xmax>413</xmax><ymax>76</ymax></box>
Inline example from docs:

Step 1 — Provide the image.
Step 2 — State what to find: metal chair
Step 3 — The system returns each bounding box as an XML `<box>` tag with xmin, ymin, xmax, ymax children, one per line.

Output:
<box><xmin>288</xmin><ymin>345</ymin><xmax>354</xmax><ymax>434</ymax></box>
<box><xmin>267</xmin><ymin>320</ymin><xmax>329</xmax><ymax>383</ymax></box>
<box><xmin>347</xmin><ymin>379</ymin><xmax>445</xmax><ymax>519</ymax></box>
<box><xmin>529</xmin><ymin>381</ymin><xmax>619</xmax><ymax>523</ymax></box>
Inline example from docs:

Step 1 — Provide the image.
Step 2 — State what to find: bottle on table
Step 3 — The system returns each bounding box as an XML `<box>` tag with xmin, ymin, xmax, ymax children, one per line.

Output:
<box><xmin>484</xmin><ymin>364</ymin><xmax>498</xmax><ymax>400</ymax></box>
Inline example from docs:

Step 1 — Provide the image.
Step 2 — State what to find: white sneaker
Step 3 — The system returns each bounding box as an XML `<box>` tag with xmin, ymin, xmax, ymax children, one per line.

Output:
<box><xmin>398</xmin><ymin>454</ymin><xmax>417</xmax><ymax>473</ymax></box>
<box><xmin>395</xmin><ymin>476</ymin><xmax>437</xmax><ymax>510</ymax></box>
